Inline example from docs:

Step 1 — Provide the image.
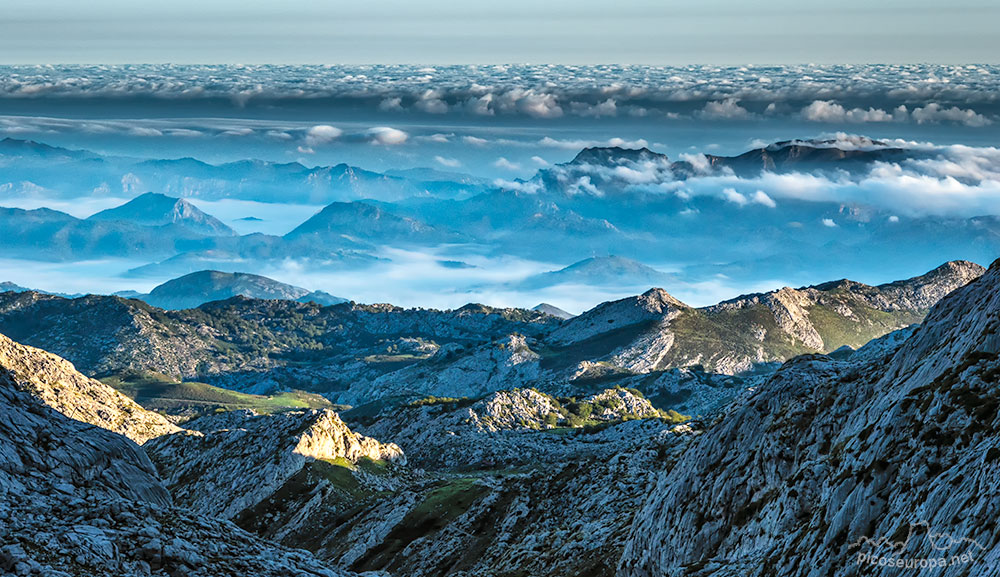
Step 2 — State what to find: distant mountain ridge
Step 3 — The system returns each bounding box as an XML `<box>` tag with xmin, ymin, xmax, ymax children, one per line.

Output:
<box><xmin>517</xmin><ymin>256</ymin><xmax>674</xmax><ymax>290</ymax></box>
<box><xmin>89</xmin><ymin>191</ymin><xmax>235</xmax><ymax>236</ymax></box>
<box><xmin>138</xmin><ymin>270</ymin><xmax>347</xmax><ymax>310</ymax></box>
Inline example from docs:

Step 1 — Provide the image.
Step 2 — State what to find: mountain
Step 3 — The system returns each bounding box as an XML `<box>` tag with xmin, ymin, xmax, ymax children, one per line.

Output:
<box><xmin>0</xmin><ymin>290</ymin><xmax>559</xmax><ymax>395</ymax></box>
<box><xmin>548</xmin><ymin>260</ymin><xmax>984</xmax><ymax>375</ymax></box>
<box><xmin>89</xmin><ymin>191</ymin><xmax>235</xmax><ymax>236</ymax></box>
<box><xmin>620</xmin><ymin>257</ymin><xmax>1000</xmax><ymax>577</ymax></box>
<box><xmin>0</xmin><ymin>262</ymin><xmax>979</xmax><ymax>412</ymax></box>
<box><xmin>146</xmin><ymin>408</ymin><xmax>404</xmax><ymax>520</ymax></box>
<box><xmin>285</xmin><ymin>201</ymin><xmax>461</xmax><ymax>245</ymax></box>
<box><xmin>0</xmin><ymin>281</ymin><xmax>32</xmax><ymax>293</ymax></box>
<box><xmin>0</xmin><ymin>205</ymin><xmax>217</xmax><ymax>261</ymax></box>
<box><xmin>517</xmin><ymin>256</ymin><xmax>675</xmax><ymax>289</ymax></box>
<box><xmin>138</xmin><ymin>270</ymin><xmax>347</xmax><ymax>310</ymax></box>
<box><xmin>533</xmin><ymin>302</ymin><xmax>575</xmax><ymax>319</ymax></box>
<box><xmin>0</xmin><ymin>330</ymin><xmax>180</xmax><ymax>443</ymax></box>
<box><xmin>0</xmin><ymin>332</ymin><xmax>357</xmax><ymax>576</ymax></box>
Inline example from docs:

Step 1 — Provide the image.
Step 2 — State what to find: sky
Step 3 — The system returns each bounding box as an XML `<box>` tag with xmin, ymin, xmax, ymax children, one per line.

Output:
<box><xmin>1</xmin><ymin>0</ymin><xmax>997</xmax><ymax>65</ymax></box>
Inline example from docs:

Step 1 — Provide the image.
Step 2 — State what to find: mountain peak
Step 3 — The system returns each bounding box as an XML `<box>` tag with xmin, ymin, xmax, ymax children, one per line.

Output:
<box><xmin>139</xmin><ymin>270</ymin><xmax>345</xmax><ymax>310</ymax></box>
<box><xmin>532</xmin><ymin>303</ymin><xmax>575</xmax><ymax>319</ymax></box>
<box><xmin>568</xmin><ymin>146</ymin><xmax>667</xmax><ymax>166</ymax></box>
<box><xmin>89</xmin><ymin>192</ymin><xmax>235</xmax><ymax>236</ymax></box>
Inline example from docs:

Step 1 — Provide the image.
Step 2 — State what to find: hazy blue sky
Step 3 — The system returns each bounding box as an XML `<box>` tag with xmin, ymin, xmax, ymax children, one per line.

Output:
<box><xmin>1</xmin><ymin>0</ymin><xmax>996</xmax><ymax>64</ymax></box>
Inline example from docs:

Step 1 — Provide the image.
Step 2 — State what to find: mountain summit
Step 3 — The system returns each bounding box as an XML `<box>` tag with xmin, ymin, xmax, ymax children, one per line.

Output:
<box><xmin>139</xmin><ymin>270</ymin><xmax>347</xmax><ymax>310</ymax></box>
<box><xmin>89</xmin><ymin>192</ymin><xmax>235</xmax><ymax>236</ymax></box>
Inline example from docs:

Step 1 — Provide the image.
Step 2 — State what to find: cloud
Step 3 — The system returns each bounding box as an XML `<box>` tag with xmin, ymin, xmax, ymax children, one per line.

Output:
<box><xmin>461</xmin><ymin>135</ymin><xmax>489</xmax><ymax>146</ymax></box>
<box><xmin>822</xmin><ymin>218</ymin><xmax>837</xmax><ymax>227</ymax></box>
<box><xmin>493</xmin><ymin>179</ymin><xmax>542</xmax><ymax>194</ymax></box>
<box><xmin>801</xmin><ymin>100</ymin><xmax>902</xmax><ymax>123</ymax></box>
<box><xmin>435</xmin><ymin>156</ymin><xmax>462</xmax><ymax>168</ymax></box>
<box><xmin>129</xmin><ymin>127</ymin><xmax>163</xmax><ymax>137</ymax></box>
<box><xmin>911</xmin><ymin>103</ymin><xmax>992</xmax><ymax>127</ymax></box>
<box><xmin>367</xmin><ymin>126</ymin><xmax>409</xmax><ymax>145</ymax></box>
<box><xmin>378</xmin><ymin>97</ymin><xmax>404</xmax><ymax>112</ymax></box>
<box><xmin>538</xmin><ymin>136</ymin><xmax>649</xmax><ymax>150</ymax></box>
<box><xmin>415</xmin><ymin>90</ymin><xmax>448</xmax><ymax>114</ymax></box>
<box><xmin>677</xmin><ymin>153</ymin><xmax>713</xmax><ymax>175</ymax></box>
<box><xmin>530</xmin><ymin>156</ymin><xmax>549</xmax><ymax>167</ymax></box>
<box><xmin>751</xmin><ymin>190</ymin><xmax>777</xmax><ymax>207</ymax></box>
<box><xmin>296</xmin><ymin>146</ymin><xmax>315</xmax><ymax>154</ymax></box>
<box><xmin>570</xmin><ymin>98</ymin><xmax>617</xmax><ymax>118</ymax></box>
<box><xmin>493</xmin><ymin>157</ymin><xmax>522</xmax><ymax>171</ymax></box>
<box><xmin>722</xmin><ymin>188</ymin><xmax>748</xmax><ymax>206</ymax></box>
<box><xmin>698</xmin><ymin>99</ymin><xmax>754</xmax><ymax>120</ymax></box>
<box><xmin>304</xmin><ymin>125</ymin><xmax>343</xmax><ymax>146</ymax></box>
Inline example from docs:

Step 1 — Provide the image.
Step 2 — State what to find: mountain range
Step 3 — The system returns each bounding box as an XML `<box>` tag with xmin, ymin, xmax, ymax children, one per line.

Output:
<box><xmin>2</xmin><ymin>137</ymin><xmax>999</xmax><ymax>295</ymax></box>
<box><xmin>2</xmin><ymin>256</ymin><xmax>999</xmax><ymax>576</ymax></box>
<box><xmin>0</xmin><ymin>260</ymin><xmax>982</xmax><ymax>417</ymax></box>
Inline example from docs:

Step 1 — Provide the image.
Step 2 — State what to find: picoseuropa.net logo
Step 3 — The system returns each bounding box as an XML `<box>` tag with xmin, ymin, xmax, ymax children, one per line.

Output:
<box><xmin>848</xmin><ymin>521</ymin><xmax>986</xmax><ymax>570</ymax></box>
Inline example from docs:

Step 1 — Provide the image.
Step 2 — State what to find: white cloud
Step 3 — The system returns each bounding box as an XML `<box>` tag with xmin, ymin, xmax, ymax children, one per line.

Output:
<box><xmin>888</xmin><ymin>215</ymin><xmax>900</xmax><ymax>223</ymax></box>
<box><xmin>493</xmin><ymin>179</ymin><xmax>542</xmax><ymax>194</ymax></box>
<box><xmin>296</xmin><ymin>146</ymin><xmax>315</xmax><ymax>154</ymax></box>
<box><xmin>462</xmin><ymin>135</ymin><xmax>489</xmax><ymax>146</ymax></box>
<box><xmin>304</xmin><ymin>125</ymin><xmax>343</xmax><ymax>146</ymax></box>
<box><xmin>378</xmin><ymin>97</ymin><xmax>404</xmax><ymax>112</ymax></box>
<box><xmin>493</xmin><ymin>157</ymin><xmax>522</xmax><ymax>171</ymax></box>
<box><xmin>800</xmin><ymin>100</ymin><xmax>901</xmax><ymax>123</ymax></box>
<box><xmin>698</xmin><ymin>98</ymin><xmax>753</xmax><ymax>120</ymax></box>
<box><xmin>530</xmin><ymin>156</ymin><xmax>549</xmax><ymax>167</ymax></box>
<box><xmin>415</xmin><ymin>90</ymin><xmax>448</xmax><ymax>114</ymax></box>
<box><xmin>822</xmin><ymin>218</ymin><xmax>837</xmax><ymax>227</ymax></box>
<box><xmin>538</xmin><ymin>136</ymin><xmax>649</xmax><ymax>150</ymax></box>
<box><xmin>129</xmin><ymin>127</ymin><xmax>163</xmax><ymax>137</ymax></box>
<box><xmin>722</xmin><ymin>188</ymin><xmax>748</xmax><ymax>206</ymax></box>
<box><xmin>751</xmin><ymin>190</ymin><xmax>777</xmax><ymax>208</ymax></box>
<box><xmin>677</xmin><ymin>153</ymin><xmax>713</xmax><ymax>175</ymax></box>
<box><xmin>367</xmin><ymin>126</ymin><xmax>409</xmax><ymax>145</ymax></box>
<box><xmin>435</xmin><ymin>156</ymin><xmax>462</xmax><ymax>168</ymax></box>
<box><xmin>570</xmin><ymin>98</ymin><xmax>617</xmax><ymax>118</ymax></box>
<box><xmin>911</xmin><ymin>103</ymin><xmax>992</xmax><ymax>127</ymax></box>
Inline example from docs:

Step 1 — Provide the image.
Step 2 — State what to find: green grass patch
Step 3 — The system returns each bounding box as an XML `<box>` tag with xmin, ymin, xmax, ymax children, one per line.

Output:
<box><xmin>103</xmin><ymin>370</ymin><xmax>336</xmax><ymax>417</ymax></box>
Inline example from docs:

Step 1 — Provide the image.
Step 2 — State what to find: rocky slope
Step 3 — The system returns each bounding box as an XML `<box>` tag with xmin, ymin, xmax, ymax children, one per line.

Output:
<box><xmin>145</xmin><ymin>409</ymin><xmax>404</xmax><ymax>520</ymax></box>
<box><xmin>551</xmin><ymin>260</ymin><xmax>984</xmax><ymax>376</ymax></box>
<box><xmin>0</xmin><ymin>331</ymin><xmax>180</xmax><ymax>444</ymax></box>
<box><xmin>619</xmin><ymin>258</ymin><xmax>1000</xmax><ymax>576</ymax></box>
<box><xmin>191</xmin><ymin>395</ymin><xmax>694</xmax><ymax>577</ymax></box>
<box><xmin>0</xmin><ymin>292</ymin><xmax>558</xmax><ymax>395</ymax></box>
<box><xmin>354</xmin><ymin>387</ymin><xmax>663</xmax><ymax>469</ymax></box>
<box><xmin>0</xmin><ymin>337</ymin><xmax>353</xmax><ymax>577</ymax></box>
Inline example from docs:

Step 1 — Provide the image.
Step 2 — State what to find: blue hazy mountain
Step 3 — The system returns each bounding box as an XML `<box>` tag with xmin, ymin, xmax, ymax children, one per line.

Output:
<box><xmin>0</xmin><ymin>206</ymin><xmax>217</xmax><ymax>261</ymax></box>
<box><xmin>517</xmin><ymin>256</ymin><xmax>676</xmax><ymax>290</ymax></box>
<box><xmin>136</xmin><ymin>270</ymin><xmax>347</xmax><ymax>310</ymax></box>
<box><xmin>89</xmin><ymin>192</ymin><xmax>235</xmax><ymax>236</ymax></box>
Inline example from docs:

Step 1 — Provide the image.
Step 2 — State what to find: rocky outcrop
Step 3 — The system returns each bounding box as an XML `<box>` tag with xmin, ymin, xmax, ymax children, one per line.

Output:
<box><xmin>619</xmin><ymin>258</ymin><xmax>1000</xmax><ymax>577</ymax></box>
<box><xmin>0</xmin><ymin>331</ymin><xmax>180</xmax><ymax>444</ymax></box>
<box><xmin>549</xmin><ymin>288</ymin><xmax>687</xmax><ymax>345</ymax></box>
<box><xmin>146</xmin><ymin>409</ymin><xmax>404</xmax><ymax>520</ymax></box>
<box><xmin>0</xmin><ymin>357</ymin><xmax>351</xmax><ymax>577</ymax></box>
<box><xmin>345</xmin><ymin>334</ymin><xmax>543</xmax><ymax>405</ymax></box>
